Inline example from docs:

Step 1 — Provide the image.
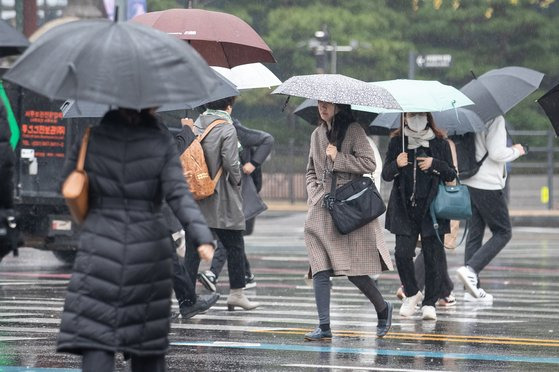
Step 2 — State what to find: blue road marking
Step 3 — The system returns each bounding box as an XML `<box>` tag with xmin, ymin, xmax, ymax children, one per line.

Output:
<box><xmin>172</xmin><ymin>341</ymin><xmax>559</xmax><ymax>365</ymax></box>
<box><xmin>0</xmin><ymin>368</ymin><xmax>80</xmax><ymax>372</ymax></box>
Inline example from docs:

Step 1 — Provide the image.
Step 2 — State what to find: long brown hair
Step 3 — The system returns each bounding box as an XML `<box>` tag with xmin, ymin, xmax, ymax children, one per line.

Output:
<box><xmin>390</xmin><ymin>112</ymin><xmax>447</xmax><ymax>139</ymax></box>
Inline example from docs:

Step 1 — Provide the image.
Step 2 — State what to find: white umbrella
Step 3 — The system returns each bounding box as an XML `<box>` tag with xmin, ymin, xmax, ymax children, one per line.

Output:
<box><xmin>211</xmin><ymin>63</ymin><xmax>281</xmax><ymax>90</ymax></box>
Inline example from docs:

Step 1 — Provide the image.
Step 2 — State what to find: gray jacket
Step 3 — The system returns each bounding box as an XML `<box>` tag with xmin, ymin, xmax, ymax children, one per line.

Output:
<box><xmin>194</xmin><ymin>113</ymin><xmax>245</xmax><ymax>230</ymax></box>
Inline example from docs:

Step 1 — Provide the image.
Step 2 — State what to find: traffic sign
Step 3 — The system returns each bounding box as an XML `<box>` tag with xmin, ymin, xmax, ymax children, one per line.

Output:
<box><xmin>416</xmin><ymin>54</ymin><xmax>452</xmax><ymax>68</ymax></box>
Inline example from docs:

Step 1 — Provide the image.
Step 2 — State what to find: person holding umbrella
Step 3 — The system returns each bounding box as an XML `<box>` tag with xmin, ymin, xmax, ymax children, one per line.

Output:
<box><xmin>304</xmin><ymin>101</ymin><xmax>393</xmax><ymax>340</ymax></box>
<box><xmin>382</xmin><ymin>112</ymin><xmax>456</xmax><ymax>321</ymax></box>
<box><xmin>3</xmin><ymin>18</ymin><xmax>230</xmax><ymax>372</ymax></box>
<box><xmin>457</xmin><ymin>115</ymin><xmax>525</xmax><ymax>302</ymax></box>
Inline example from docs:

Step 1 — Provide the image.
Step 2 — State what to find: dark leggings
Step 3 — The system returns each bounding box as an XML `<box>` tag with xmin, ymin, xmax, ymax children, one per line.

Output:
<box><xmin>313</xmin><ymin>270</ymin><xmax>386</xmax><ymax>326</ymax></box>
<box><xmin>82</xmin><ymin>349</ymin><xmax>166</xmax><ymax>372</ymax></box>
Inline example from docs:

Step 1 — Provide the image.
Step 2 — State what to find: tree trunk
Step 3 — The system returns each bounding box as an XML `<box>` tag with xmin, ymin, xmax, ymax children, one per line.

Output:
<box><xmin>63</xmin><ymin>0</ymin><xmax>107</xmax><ymax>19</ymax></box>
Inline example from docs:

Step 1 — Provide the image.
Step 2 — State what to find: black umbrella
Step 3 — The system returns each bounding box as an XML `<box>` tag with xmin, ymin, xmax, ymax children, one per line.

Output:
<box><xmin>461</xmin><ymin>66</ymin><xmax>544</xmax><ymax>123</ymax></box>
<box><xmin>60</xmin><ymin>73</ymin><xmax>239</xmax><ymax>118</ymax></box>
<box><xmin>537</xmin><ymin>83</ymin><xmax>559</xmax><ymax>137</ymax></box>
<box><xmin>4</xmin><ymin>19</ymin><xmax>224</xmax><ymax>109</ymax></box>
<box><xmin>293</xmin><ymin>98</ymin><xmax>379</xmax><ymax>126</ymax></box>
<box><xmin>0</xmin><ymin>19</ymin><xmax>30</xmax><ymax>57</ymax></box>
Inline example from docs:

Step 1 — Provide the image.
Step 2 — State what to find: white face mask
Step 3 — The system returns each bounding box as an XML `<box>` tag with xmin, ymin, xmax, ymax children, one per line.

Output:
<box><xmin>406</xmin><ymin>115</ymin><xmax>428</xmax><ymax>132</ymax></box>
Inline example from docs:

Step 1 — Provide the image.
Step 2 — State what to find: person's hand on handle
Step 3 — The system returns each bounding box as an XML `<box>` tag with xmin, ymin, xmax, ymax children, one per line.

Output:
<box><xmin>417</xmin><ymin>157</ymin><xmax>433</xmax><ymax>171</ymax></box>
<box><xmin>181</xmin><ymin>118</ymin><xmax>194</xmax><ymax>128</ymax></box>
<box><xmin>512</xmin><ymin>144</ymin><xmax>526</xmax><ymax>156</ymax></box>
<box><xmin>396</xmin><ymin>152</ymin><xmax>408</xmax><ymax>168</ymax></box>
<box><xmin>326</xmin><ymin>144</ymin><xmax>338</xmax><ymax>161</ymax></box>
<box><xmin>197</xmin><ymin>244</ymin><xmax>214</xmax><ymax>261</ymax></box>
<box><xmin>242</xmin><ymin>162</ymin><xmax>256</xmax><ymax>175</ymax></box>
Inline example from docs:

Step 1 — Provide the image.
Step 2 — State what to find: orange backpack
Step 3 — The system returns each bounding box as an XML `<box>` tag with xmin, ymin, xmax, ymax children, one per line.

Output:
<box><xmin>179</xmin><ymin>119</ymin><xmax>226</xmax><ymax>200</ymax></box>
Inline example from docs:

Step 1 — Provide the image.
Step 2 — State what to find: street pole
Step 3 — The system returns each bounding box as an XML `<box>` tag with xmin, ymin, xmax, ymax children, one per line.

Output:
<box><xmin>330</xmin><ymin>42</ymin><xmax>337</xmax><ymax>74</ymax></box>
<box><xmin>546</xmin><ymin>129</ymin><xmax>554</xmax><ymax>210</ymax></box>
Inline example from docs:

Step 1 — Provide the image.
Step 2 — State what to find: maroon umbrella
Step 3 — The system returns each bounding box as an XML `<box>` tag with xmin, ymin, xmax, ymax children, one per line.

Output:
<box><xmin>131</xmin><ymin>9</ymin><xmax>275</xmax><ymax>68</ymax></box>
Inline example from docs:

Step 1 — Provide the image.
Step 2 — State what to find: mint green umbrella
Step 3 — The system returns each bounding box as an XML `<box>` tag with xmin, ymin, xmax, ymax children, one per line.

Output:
<box><xmin>352</xmin><ymin>79</ymin><xmax>473</xmax><ymax>113</ymax></box>
<box><xmin>353</xmin><ymin>79</ymin><xmax>474</xmax><ymax>151</ymax></box>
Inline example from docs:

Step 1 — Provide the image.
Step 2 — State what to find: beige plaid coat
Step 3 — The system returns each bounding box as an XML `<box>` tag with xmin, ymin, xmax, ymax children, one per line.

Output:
<box><xmin>304</xmin><ymin>122</ymin><xmax>393</xmax><ymax>277</ymax></box>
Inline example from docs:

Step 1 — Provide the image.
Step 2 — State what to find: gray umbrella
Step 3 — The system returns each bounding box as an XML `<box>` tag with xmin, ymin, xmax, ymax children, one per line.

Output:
<box><xmin>368</xmin><ymin>107</ymin><xmax>486</xmax><ymax>135</ymax></box>
<box><xmin>60</xmin><ymin>72</ymin><xmax>239</xmax><ymax>118</ymax></box>
<box><xmin>0</xmin><ymin>19</ymin><xmax>30</xmax><ymax>57</ymax></box>
<box><xmin>272</xmin><ymin>74</ymin><xmax>401</xmax><ymax>110</ymax></box>
<box><xmin>4</xmin><ymin>19</ymin><xmax>223</xmax><ymax>109</ymax></box>
<box><xmin>461</xmin><ymin>66</ymin><xmax>544</xmax><ymax>123</ymax></box>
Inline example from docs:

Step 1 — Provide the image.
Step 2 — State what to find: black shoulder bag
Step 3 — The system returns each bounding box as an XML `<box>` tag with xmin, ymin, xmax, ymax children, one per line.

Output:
<box><xmin>324</xmin><ymin>172</ymin><xmax>386</xmax><ymax>235</ymax></box>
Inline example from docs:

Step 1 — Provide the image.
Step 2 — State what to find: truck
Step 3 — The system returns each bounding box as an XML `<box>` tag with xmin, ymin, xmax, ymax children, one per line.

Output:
<box><xmin>2</xmin><ymin>72</ymin><xmax>97</xmax><ymax>264</ymax></box>
<box><xmin>2</xmin><ymin>71</ymin><xmax>186</xmax><ymax>264</ymax></box>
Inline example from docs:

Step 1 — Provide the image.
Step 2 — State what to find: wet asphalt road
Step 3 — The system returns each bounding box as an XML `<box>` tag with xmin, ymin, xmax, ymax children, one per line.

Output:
<box><xmin>1</xmin><ymin>211</ymin><xmax>559</xmax><ymax>371</ymax></box>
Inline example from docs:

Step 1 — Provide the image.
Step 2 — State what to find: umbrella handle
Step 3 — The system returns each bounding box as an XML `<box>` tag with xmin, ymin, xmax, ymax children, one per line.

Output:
<box><xmin>401</xmin><ymin>113</ymin><xmax>405</xmax><ymax>153</ymax></box>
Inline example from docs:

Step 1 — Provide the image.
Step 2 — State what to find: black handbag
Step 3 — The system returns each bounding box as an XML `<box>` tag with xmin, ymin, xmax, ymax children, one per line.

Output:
<box><xmin>325</xmin><ymin>172</ymin><xmax>386</xmax><ymax>235</ymax></box>
<box><xmin>241</xmin><ymin>173</ymin><xmax>267</xmax><ymax>221</ymax></box>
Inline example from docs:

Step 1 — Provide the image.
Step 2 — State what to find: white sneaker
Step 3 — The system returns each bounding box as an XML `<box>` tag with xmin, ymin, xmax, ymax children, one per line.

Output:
<box><xmin>464</xmin><ymin>288</ymin><xmax>493</xmax><ymax>303</ymax></box>
<box><xmin>399</xmin><ymin>291</ymin><xmax>423</xmax><ymax>317</ymax></box>
<box><xmin>457</xmin><ymin>266</ymin><xmax>480</xmax><ymax>298</ymax></box>
<box><xmin>422</xmin><ymin>305</ymin><xmax>437</xmax><ymax>320</ymax></box>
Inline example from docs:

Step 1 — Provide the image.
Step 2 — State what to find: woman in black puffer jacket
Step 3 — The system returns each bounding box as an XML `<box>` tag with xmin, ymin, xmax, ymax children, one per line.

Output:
<box><xmin>57</xmin><ymin>109</ymin><xmax>214</xmax><ymax>372</ymax></box>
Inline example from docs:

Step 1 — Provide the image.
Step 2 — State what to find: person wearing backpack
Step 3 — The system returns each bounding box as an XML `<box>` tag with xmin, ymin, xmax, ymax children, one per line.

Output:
<box><xmin>183</xmin><ymin>96</ymin><xmax>260</xmax><ymax>311</ymax></box>
<box><xmin>457</xmin><ymin>115</ymin><xmax>525</xmax><ymax>302</ymax></box>
<box><xmin>197</xmin><ymin>119</ymin><xmax>274</xmax><ymax>292</ymax></box>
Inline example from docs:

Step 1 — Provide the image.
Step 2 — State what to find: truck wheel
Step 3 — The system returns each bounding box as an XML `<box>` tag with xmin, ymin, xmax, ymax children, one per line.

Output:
<box><xmin>52</xmin><ymin>250</ymin><xmax>77</xmax><ymax>265</ymax></box>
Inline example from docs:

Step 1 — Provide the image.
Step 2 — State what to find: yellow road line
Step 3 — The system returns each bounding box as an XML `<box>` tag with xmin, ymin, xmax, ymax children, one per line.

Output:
<box><xmin>252</xmin><ymin>328</ymin><xmax>559</xmax><ymax>347</ymax></box>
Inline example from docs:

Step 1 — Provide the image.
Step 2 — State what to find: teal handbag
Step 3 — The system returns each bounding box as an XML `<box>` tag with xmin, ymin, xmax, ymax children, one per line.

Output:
<box><xmin>430</xmin><ymin>178</ymin><xmax>471</xmax><ymax>247</ymax></box>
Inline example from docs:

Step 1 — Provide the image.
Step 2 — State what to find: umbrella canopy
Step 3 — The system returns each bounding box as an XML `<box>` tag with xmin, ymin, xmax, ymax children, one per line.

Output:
<box><xmin>131</xmin><ymin>9</ymin><xmax>275</xmax><ymax>68</ymax></box>
<box><xmin>0</xmin><ymin>19</ymin><xmax>30</xmax><ymax>57</ymax></box>
<box><xmin>272</xmin><ymin>74</ymin><xmax>401</xmax><ymax>110</ymax></box>
<box><xmin>369</xmin><ymin>107</ymin><xmax>485</xmax><ymax>135</ymax></box>
<box><xmin>353</xmin><ymin>79</ymin><xmax>474</xmax><ymax>113</ymax></box>
<box><xmin>294</xmin><ymin>98</ymin><xmax>378</xmax><ymax>126</ymax></box>
<box><xmin>4</xmin><ymin>19</ymin><xmax>224</xmax><ymax>110</ymax></box>
<box><xmin>461</xmin><ymin>66</ymin><xmax>544</xmax><ymax>123</ymax></box>
<box><xmin>211</xmin><ymin>63</ymin><xmax>281</xmax><ymax>90</ymax></box>
<box><xmin>537</xmin><ymin>83</ymin><xmax>559</xmax><ymax>137</ymax></box>
<box><xmin>61</xmin><ymin>72</ymin><xmax>239</xmax><ymax>118</ymax></box>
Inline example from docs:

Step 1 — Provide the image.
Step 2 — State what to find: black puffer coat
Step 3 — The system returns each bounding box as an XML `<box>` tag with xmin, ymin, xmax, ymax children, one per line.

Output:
<box><xmin>57</xmin><ymin>110</ymin><xmax>213</xmax><ymax>356</ymax></box>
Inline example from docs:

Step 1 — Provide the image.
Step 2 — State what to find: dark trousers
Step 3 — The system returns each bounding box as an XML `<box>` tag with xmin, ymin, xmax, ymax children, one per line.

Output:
<box><xmin>313</xmin><ymin>270</ymin><xmax>386</xmax><ymax>326</ymax></box>
<box><xmin>171</xmin><ymin>249</ymin><xmax>196</xmax><ymax>305</ymax></box>
<box><xmin>210</xmin><ymin>238</ymin><xmax>252</xmax><ymax>279</ymax></box>
<box><xmin>394</xmin><ymin>204</ymin><xmax>444</xmax><ymax>307</ymax></box>
<box><xmin>82</xmin><ymin>349</ymin><xmax>165</xmax><ymax>372</ymax></box>
<box><xmin>414</xmin><ymin>249</ymin><xmax>454</xmax><ymax>298</ymax></box>
<box><xmin>186</xmin><ymin>228</ymin><xmax>247</xmax><ymax>290</ymax></box>
<box><xmin>465</xmin><ymin>187</ymin><xmax>512</xmax><ymax>274</ymax></box>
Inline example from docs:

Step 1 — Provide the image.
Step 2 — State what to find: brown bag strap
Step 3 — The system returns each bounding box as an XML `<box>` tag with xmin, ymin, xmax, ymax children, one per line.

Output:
<box><xmin>76</xmin><ymin>127</ymin><xmax>91</xmax><ymax>172</ymax></box>
<box><xmin>198</xmin><ymin>119</ymin><xmax>227</xmax><ymax>183</ymax></box>
<box><xmin>198</xmin><ymin>119</ymin><xmax>227</xmax><ymax>142</ymax></box>
<box><xmin>212</xmin><ymin>167</ymin><xmax>223</xmax><ymax>183</ymax></box>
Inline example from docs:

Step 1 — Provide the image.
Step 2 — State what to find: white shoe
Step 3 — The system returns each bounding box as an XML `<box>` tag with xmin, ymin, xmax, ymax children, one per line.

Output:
<box><xmin>464</xmin><ymin>288</ymin><xmax>493</xmax><ymax>303</ymax></box>
<box><xmin>457</xmin><ymin>266</ymin><xmax>480</xmax><ymax>298</ymax></box>
<box><xmin>399</xmin><ymin>291</ymin><xmax>423</xmax><ymax>317</ymax></box>
<box><xmin>422</xmin><ymin>305</ymin><xmax>437</xmax><ymax>320</ymax></box>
